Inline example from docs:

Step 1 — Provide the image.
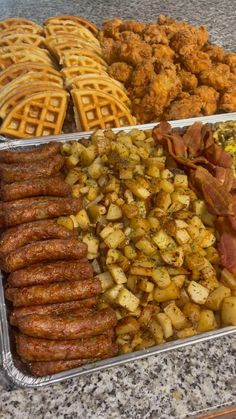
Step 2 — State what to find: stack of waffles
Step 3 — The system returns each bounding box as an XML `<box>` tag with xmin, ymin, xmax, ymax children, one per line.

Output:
<box><xmin>0</xmin><ymin>18</ymin><xmax>69</xmax><ymax>138</ymax></box>
<box><xmin>44</xmin><ymin>16</ymin><xmax>135</xmax><ymax>131</ymax></box>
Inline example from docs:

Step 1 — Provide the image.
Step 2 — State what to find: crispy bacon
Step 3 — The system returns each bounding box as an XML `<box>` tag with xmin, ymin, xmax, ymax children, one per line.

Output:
<box><xmin>182</xmin><ymin>122</ymin><xmax>204</xmax><ymax>157</ymax></box>
<box><xmin>218</xmin><ymin>232</ymin><xmax>236</xmax><ymax>275</ymax></box>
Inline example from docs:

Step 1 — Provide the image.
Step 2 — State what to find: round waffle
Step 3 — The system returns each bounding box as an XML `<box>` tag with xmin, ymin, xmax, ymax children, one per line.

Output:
<box><xmin>63</xmin><ymin>51</ymin><xmax>107</xmax><ymax>68</ymax></box>
<box><xmin>71</xmin><ymin>88</ymin><xmax>135</xmax><ymax>131</ymax></box>
<box><xmin>0</xmin><ymin>83</ymin><xmax>65</xmax><ymax>119</ymax></box>
<box><xmin>0</xmin><ymin>25</ymin><xmax>42</xmax><ymax>37</ymax></box>
<box><xmin>0</xmin><ymin>18</ymin><xmax>43</xmax><ymax>33</ymax></box>
<box><xmin>45</xmin><ymin>24</ymin><xmax>99</xmax><ymax>47</ymax></box>
<box><xmin>0</xmin><ymin>63</ymin><xmax>62</xmax><ymax>88</ymax></box>
<box><xmin>62</xmin><ymin>66</ymin><xmax>108</xmax><ymax>84</ymax></box>
<box><xmin>0</xmin><ymin>90</ymin><xmax>69</xmax><ymax>138</ymax></box>
<box><xmin>46</xmin><ymin>39</ymin><xmax>102</xmax><ymax>58</ymax></box>
<box><xmin>67</xmin><ymin>74</ymin><xmax>131</xmax><ymax>108</ymax></box>
<box><xmin>44</xmin><ymin>16</ymin><xmax>98</xmax><ymax>36</ymax></box>
<box><xmin>0</xmin><ymin>34</ymin><xmax>46</xmax><ymax>48</ymax></box>
<box><xmin>0</xmin><ymin>50</ymin><xmax>55</xmax><ymax>71</ymax></box>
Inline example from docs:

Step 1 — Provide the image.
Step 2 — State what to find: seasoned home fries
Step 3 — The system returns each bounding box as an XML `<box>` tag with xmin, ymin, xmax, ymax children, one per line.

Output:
<box><xmin>60</xmin><ymin>123</ymin><xmax>236</xmax><ymax>354</ymax></box>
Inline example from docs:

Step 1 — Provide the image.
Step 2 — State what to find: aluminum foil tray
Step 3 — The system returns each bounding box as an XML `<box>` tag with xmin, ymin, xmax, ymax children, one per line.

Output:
<box><xmin>1</xmin><ymin>113</ymin><xmax>236</xmax><ymax>387</ymax></box>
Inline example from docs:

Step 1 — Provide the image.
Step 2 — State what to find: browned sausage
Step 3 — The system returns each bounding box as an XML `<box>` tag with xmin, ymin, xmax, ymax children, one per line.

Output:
<box><xmin>15</xmin><ymin>332</ymin><xmax>117</xmax><ymax>361</ymax></box>
<box><xmin>0</xmin><ymin>142</ymin><xmax>61</xmax><ymax>164</ymax></box>
<box><xmin>1</xmin><ymin>176</ymin><xmax>71</xmax><ymax>201</ymax></box>
<box><xmin>17</xmin><ymin>307</ymin><xmax>117</xmax><ymax>339</ymax></box>
<box><xmin>4</xmin><ymin>197</ymin><xmax>82</xmax><ymax>227</ymax></box>
<box><xmin>10</xmin><ymin>298</ymin><xmax>97</xmax><ymax>326</ymax></box>
<box><xmin>1</xmin><ymin>238</ymin><xmax>87</xmax><ymax>272</ymax></box>
<box><xmin>0</xmin><ymin>154</ymin><xmax>64</xmax><ymax>183</ymax></box>
<box><xmin>0</xmin><ymin>220</ymin><xmax>76</xmax><ymax>257</ymax></box>
<box><xmin>2</xmin><ymin>196</ymin><xmax>57</xmax><ymax>210</ymax></box>
<box><xmin>7</xmin><ymin>259</ymin><xmax>93</xmax><ymax>287</ymax></box>
<box><xmin>5</xmin><ymin>278</ymin><xmax>102</xmax><ymax>306</ymax></box>
<box><xmin>28</xmin><ymin>346</ymin><xmax>118</xmax><ymax>376</ymax></box>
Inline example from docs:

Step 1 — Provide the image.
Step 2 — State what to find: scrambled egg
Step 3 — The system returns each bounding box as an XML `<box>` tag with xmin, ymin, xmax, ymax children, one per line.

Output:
<box><xmin>213</xmin><ymin>121</ymin><xmax>236</xmax><ymax>176</ymax></box>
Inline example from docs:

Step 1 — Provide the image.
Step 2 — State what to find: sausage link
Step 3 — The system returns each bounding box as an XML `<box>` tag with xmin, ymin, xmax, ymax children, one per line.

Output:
<box><xmin>17</xmin><ymin>307</ymin><xmax>117</xmax><ymax>339</ymax></box>
<box><xmin>4</xmin><ymin>197</ymin><xmax>82</xmax><ymax>227</ymax></box>
<box><xmin>5</xmin><ymin>279</ymin><xmax>102</xmax><ymax>306</ymax></box>
<box><xmin>15</xmin><ymin>332</ymin><xmax>117</xmax><ymax>361</ymax></box>
<box><xmin>0</xmin><ymin>154</ymin><xmax>64</xmax><ymax>183</ymax></box>
<box><xmin>28</xmin><ymin>346</ymin><xmax>118</xmax><ymax>376</ymax></box>
<box><xmin>0</xmin><ymin>220</ymin><xmax>76</xmax><ymax>257</ymax></box>
<box><xmin>1</xmin><ymin>238</ymin><xmax>87</xmax><ymax>272</ymax></box>
<box><xmin>10</xmin><ymin>298</ymin><xmax>97</xmax><ymax>326</ymax></box>
<box><xmin>1</xmin><ymin>176</ymin><xmax>71</xmax><ymax>201</ymax></box>
<box><xmin>0</xmin><ymin>142</ymin><xmax>61</xmax><ymax>164</ymax></box>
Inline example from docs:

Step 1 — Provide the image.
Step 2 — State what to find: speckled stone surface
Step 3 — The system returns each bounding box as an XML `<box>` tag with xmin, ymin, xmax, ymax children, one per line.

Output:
<box><xmin>0</xmin><ymin>1</ymin><xmax>236</xmax><ymax>417</ymax></box>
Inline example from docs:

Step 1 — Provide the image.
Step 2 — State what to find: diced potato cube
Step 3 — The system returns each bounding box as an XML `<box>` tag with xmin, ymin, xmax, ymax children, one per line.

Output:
<box><xmin>154</xmin><ymin>282</ymin><xmax>180</xmax><ymax>303</ymax></box>
<box><xmin>160</xmin><ymin>247</ymin><xmax>184</xmax><ymax>267</ymax></box>
<box><xmin>88</xmin><ymin>162</ymin><xmax>104</xmax><ymax>180</ymax></box>
<box><xmin>72</xmin><ymin>185</ymin><xmax>81</xmax><ymax>198</ymax></box>
<box><xmin>139</xmin><ymin>279</ymin><xmax>154</xmax><ymax>293</ymax></box>
<box><xmin>155</xmin><ymin>191</ymin><xmax>171</xmax><ymax>211</ymax></box>
<box><xmin>75</xmin><ymin>209</ymin><xmax>90</xmax><ymax>230</ymax></box>
<box><xmin>153</xmin><ymin>230</ymin><xmax>176</xmax><ymax>250</ymax></box>
<box><xmin>199</xmin><ymin>230</ymin><xmax>216</xmax><ymax>248</ymax></box>
<box><xmin>124</xmin><ymin>245</ymin><xmax>137</xmax><ymax>260</ymax></box>
<box><xmin>221</xmin><ymin>296</ymin><xmax>236</xmax><ymax>325</ymax></box>
<box><xmin>193</xmin><ymin>200</ymin><xmax>206</xmax><ymax>217</ymax></box>
<box><xmin>65</xmin><ymin>169</ymin><xmax>81</xmax><ymax>185</ymax></box>
<box><xmin>122</xmin><ymin>203</ymin><xmax>138</xmax><ymax>219</ymax></box>
<box><xmin>100</xmin><ymin>224</ymin><xmax>115</xmax><ymax>240</ymax></box>
<box><xmin>221</xmin><ymin>269</ymin><xmax>236</xmax><ymax>290</ymax></box>
<box><xmin>190</xmin><ymin>215</ymin><xmax>205</xmax><ymax>229</ymax></box>
<box><xmin>172</xmin><ymin>192</ymin><xmax>190</xmax><ymax>208</ymax></box>
<box><xmin>96</xmin><ymin>271</ymin><xmax>114</xmax><ymax>291</ymax></box>
<box><xmin>106</xmin><ymin>249</ymin><xmax>121</xmax><ymax>265</ymax></box>
<box><xmin>57</xmin><ymin>216</ymin><xmax>74</xmax><ymax>230</ymax></box>
<box><xmin>108</xmin><ymin>264</ymin><xmax>127</xmax><ymax>284</ymax></box>
<box><xmin>82</xmin><ymin>233</ymin><xmax>99</xmax><ymax>256</ymax></box>
<box><xmin>146</xmin><ymin>166</ymin><xmax>160</xmax><ymax>178</ymax></box>
<box><xmin>149</xmin><ymin>320</ymin><xmax>164</xmax><ymax>344</ymax></box>
<box><xmin>176</xmin><ymin>327</ymin><xmax>197</xmax><ymax>339</ymax></box>
<box><xmin>66</xmin><ymin>154</ymin><xmax>79</xmax><ymax>168</ymax></box>
<box><xmin>164</xmin><ymin>302</ymin><xmax>188</xmax><ymax>330</ymax></box>
<box><xmin>130</xmin><ymin>263</ymin><xmax>153</xmax><ymax>277</ymax></box>
<box><xmin>187</xmin><ymin>225</ymin><xmax>199</xmax><ymax>240</ymax></box>
<box><xmin>87</xmin><ymin>187</ymin><xmax>99</xmax><ymax>201</ymax></box>
<box><xmin>152</xmin><ymin>267</ymin><xmax>171</xmax><ymax>289</ymax></box>
<box><xmin>159</xmin><ymin>179</ymin><xmax>174</xmax><ymax>193</ymax></box>
<box><xmin>61</xmin><ymin>142</ymin><xmax>71</xmax><ymax>154</ymax></box>
<box><xmin>172</xmin><ymin>275</ymin><xmax>186</xmax><ymax>288</ymax></box>
<box><xmin>146</xmin><ymin>156</ymin><xmax>166</xmax><ymax>169</ymax></box>
<box><xmin>127</xmin><ymin>275</ymin><xmax>138</xmax><ymax>293</ymax></box>
<box><xmin>197</xmin><ymin>309</ymin><xmax>217</xmax><ymax>332</ymax></box>
<box><xmin>185</xmin><ymin>254</ymin><xmax>206</xmax><ymax>270</ymax></box>
<box><xmin>156</xmin><ymin>313</ymin><xmax>173</xmax><ymax>338</ymax></box>
<box><xmin>116</xmin><ymin>317</ymin><xmax>140</xmax><ymax>335</ymax></box>
<box><xmin>136</xmin><ymin>201</ymin><xmax>147</xmax><ymax>218</ymax></box>
<box><xmin>187</xmin><ymin>281</ymin><xmax>210</xmax><ymax>304</ymax></box>
<box><xmin>205</xmin><ymin>285</ymin><xmax>231</xmax><ymax>311</ymax></box>
<box><xmin>116</xmin><ymin>288</ymin><xmax>140</xmax><ymax>312</ymax></box>
<box><xmin>182</xmin><ymin>302</ymin><xmax>201</xmax><ymax>325</ymax></box>
<box><xmin>104</xmin><ymin>229</ymin><xmax>126</xmax><ymax>249</ymax></box>
<box><xmin>80</xmin><ymin>145</ymin><xmax>96</xmax><ymax>166</ymax></box>
<box><xmin>104</xmin><ymin>284</ymin><xmax>123</xmax><ymax>302</ymax></box>
<box><xmin>175</xmin><ymin>220</ymin><xmax>188</xmax><ymax>229</ymax></box>
<box><xmin>176</xmin><ymin>229</ymin><xmax>191</xmax><ymax>245</ymax></box>
<box><xmin>135</xmin><ymin>237</ymin><xmax>156</xmax><ymax>256</ymax></box>
<box><xmin>125</xmin><ymin>180</ymin><xmax>150</xmax><ymax>200</ymax></box>
<box><xmin>200</xmin><ymin>276</ymin><xmax>220</xmax><ymax>293</ymax></box>
<box><xmin>174</xmin><ymin>174</ymin><xmax>188</xmax><ymax>189</ymax></box>
<box><xmin>106</xmin><ymin>204</ymin><xmax>122</xmax><ymax>220</ymax></box>
<box><xmin>69</xmin><ymin>215</ymin><xmax>79</xmax><ymax>228</ymax></box>
<box><xmin>70</xmin><ymin>142</ymin><xmax>85</xmax><ymax>156</ymax></box>
<box><xmin>148</xmin><ymin>217</ymin><xmax>160</xmax><ymax>231</ymax></box>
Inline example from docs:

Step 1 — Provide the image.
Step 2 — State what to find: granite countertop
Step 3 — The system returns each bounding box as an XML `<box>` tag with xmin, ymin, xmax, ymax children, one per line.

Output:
<box><xmin>0</xmin><ymin>1</ymin><xmax>236</xmax><ymax>418</ymax></box>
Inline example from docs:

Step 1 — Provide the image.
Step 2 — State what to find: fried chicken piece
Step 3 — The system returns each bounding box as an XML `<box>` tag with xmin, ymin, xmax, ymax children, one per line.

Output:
<box><xmin>194</xmin><ymin>85</ymin><xmax>219</xmax><ymax>115</ymax></box>
<box><xmin>157</xmin><ymin>15</ymin><xmax>190</xmax><ymax>39</ymax></box>
<box><xmin>143</xmin><ymin>24</ymin><xmax>169</xmax><ymax>45</ymax></box>
<box><xmin>119</xmin><ymin>20</ymin><xmax>146</xmax><ymax>34</ymax></box>
<box><xmin>101</xmin><ymin>38</ymin><xmax>117</xmax><ymax>65</ymax></box>
<box><xmin>118</xmin><ymin>38</ymin><xmax>152</xmax><ymax>66</ymax></box>
<box><xmin>170</xmin><ymin>26</ymin><xmax>209</xmax><ymax>54</ymax></box>
<box><xmin>108</xmin><ymin>62</ymin><xmax>133</xmax><ymax>85</ymax></box>
<box><xmin>164</xmin><ymin>94</ymin><xmax>203</xmax><ymax>120</ymax></box>
<box><xmin>133</xmin><ymin>68</ymin><xmax>182</xmax><ymax>123</ymax></box>
<box><xmin>204</xmin><ymin>44</ymin><xmax>226</xmax><ymax>63</ymax></box>
<box><xmin>181</xmin><ymin>50</ymin><xmax>212</xmax><ymax>74</ymax></box>
<box><xmin>199</xmin><ymin>63</ymin><xmax>231</xmax><ymax>90</ymax></box>
<box><xmin>129</xmin><ymin>60</ymin><xmax>156</xmax><ymax>98</ymax></box>
<box><xmin>177</xmin><ymin>69</ymin><xmax>198</xmax><ymax>91</ymax></box>
<box><xmin>152</xmin><ymin>44</ymin><xmax>175</xmax><ymax>64</ymax></box>
<box><xmin>224</xmin><ymin>53</ymin><xmax>236</xmax><ymax>74</ymax></box>
<box><xmin>117</xmin><ymin>31</ymin><xmax>141</xmax><ymax>43</ymax></box>
<box><xmin>220</xmin><ymin>86</ymin><xmax>236</xmax><ymax>112</ymax></box>
<box><xmin>102</xmin><ymin>19</ymin><xmax>122</xmax><ymax>39</ymax></box>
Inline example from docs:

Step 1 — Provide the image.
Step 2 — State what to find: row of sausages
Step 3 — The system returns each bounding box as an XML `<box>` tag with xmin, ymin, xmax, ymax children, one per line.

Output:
<box><xmin>0</xmin><ymin>142</ymin><xmax>118</xmax><ymax>377</ymax></box>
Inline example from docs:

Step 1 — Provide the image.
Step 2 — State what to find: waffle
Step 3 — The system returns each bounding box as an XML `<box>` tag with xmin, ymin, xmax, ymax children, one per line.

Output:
<box><xmin>63</xmin><ymin>51</ymin><xmax>107</xmax><ymax>68</ymax></box>
<box><xmin>0</xmin><ymin>50</ymin><xmax>55</xmax><ymax>71</ymax></box>
<box><xmin>0</xmin><ymin>45</ymin><xmax>52</xmax><ymax>59</ymax></box>
<box><xmin>0</xmin><ymin>18</ymin><xmax>43</xmax><ymax>33</ymax></box>
<box><xmin>71</xmin><ymin>88</ymin><xmax>135</xmax><ymax>131</ymax></box>
<box><xmin>0</xmin><ymin>34</ymin><xmax>46</xmax><ymax>48</ymax></box>
<box><xmin>45</xmin><ymin>24</ymin><xmax>99</xmax><ymax>47</ymax></box>
<box><xmin>0</xmin><ymin>25</ymin><xmax>42</xmax><ymax>37</ymax></box>
<box><xmin>0</xmin><ymin>63</ymin><xmax>62</xmax><ymax>87</ymax></box>
<box><xmin>0</xmin><ymin>72</ymin><xmax>63</xmax><ymax>102</ymax></box>
<box><xmin>68</xmin><ymin>74</ymin><xmax>131</xmax><ymax>107</ymax></box>
<box><xmin>0</xmin><ymin>83</ymin><xmax>64</xmax><ymax>118</ymax></box>
<box><xmin>0</xmin><ymin>90</ymin><xmax>69</xmax><ymax>138</ymax></box>
<box><xmin>46</xmin><ymin>39</ymin><xmax>102</xmax><ymax>58</ymax></box>
<box><xmin>62</xmin><ymin>66</ymin><xmax>108</xmax><ymax>84</ymax></box>
<box><xmin>45</xmin><ymin>16</ymin><xmax>98</xmax><ymax>36</ymax></box>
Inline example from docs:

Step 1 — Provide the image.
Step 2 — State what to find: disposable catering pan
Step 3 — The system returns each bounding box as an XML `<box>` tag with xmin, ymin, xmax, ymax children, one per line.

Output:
<box><xmin>0</xmin><ymin>112</ymin><xmax>236</xmax><ymax>388</ymax></box>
